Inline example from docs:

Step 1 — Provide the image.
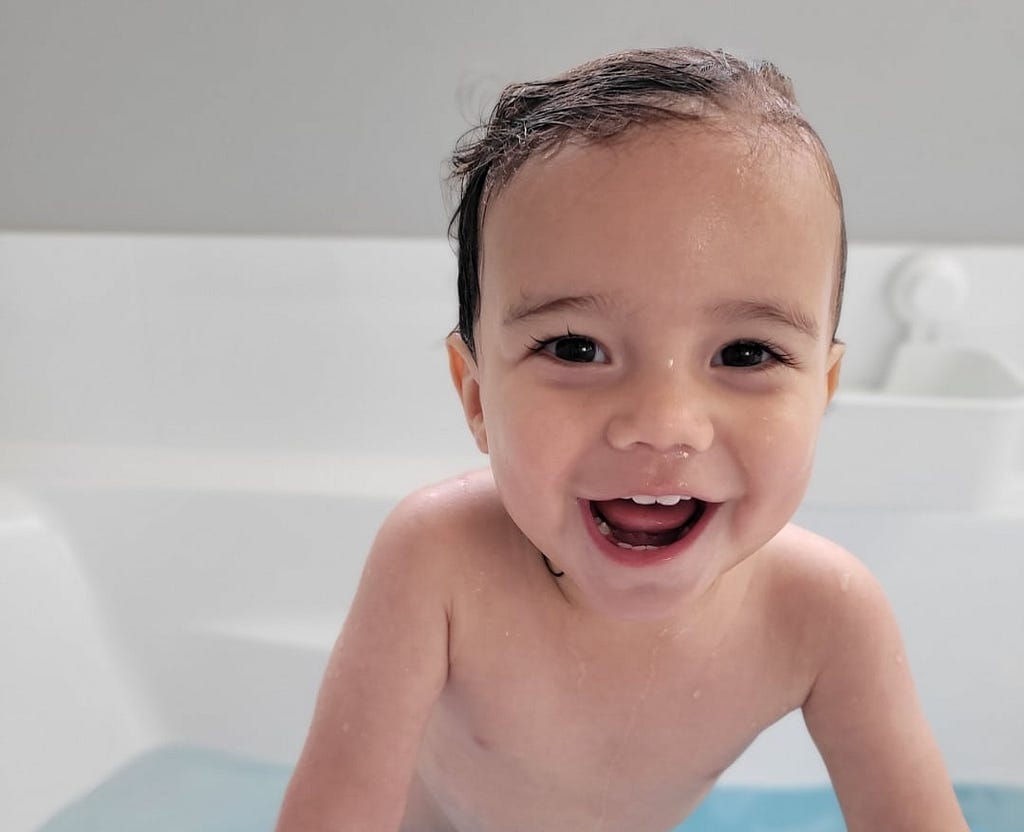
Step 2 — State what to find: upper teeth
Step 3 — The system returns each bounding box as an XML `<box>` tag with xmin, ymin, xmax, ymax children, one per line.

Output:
<box><xmin>629</xmin><ymin>494</ymin><xmax>691</xmax><ymax>505</ymax></box>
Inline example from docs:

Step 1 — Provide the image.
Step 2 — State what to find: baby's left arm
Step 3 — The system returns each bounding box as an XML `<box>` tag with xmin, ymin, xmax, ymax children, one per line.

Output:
<box><xmin>801</xmin><ymin>556</ymin><xmax>969</xmax><ymax>831</ymax></box>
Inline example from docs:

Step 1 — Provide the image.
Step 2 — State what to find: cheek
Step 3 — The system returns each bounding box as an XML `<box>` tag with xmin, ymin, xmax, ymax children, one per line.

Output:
<box><xmin>480</xmin><ymin>382</ymin><xmax>559</xmax><ymax>480</ymax></box>
<box><xmin>480</xmin><ymin>381</ymin><xmax>529</xmax><ymax>449</ymax></box>
<box><xmin>481</xmin><ymin>384</ymin><xmax>597</xmax><ymax>520</ymax></box>
<box><xmin>744</xmin><ymin>401</ymin><xmax>824</xmax><ymax>486</ymax></box>
<box><xmin>484</xmin><ymin>379</ymin><xmax>578</xmax><ymax>450</ymax></box>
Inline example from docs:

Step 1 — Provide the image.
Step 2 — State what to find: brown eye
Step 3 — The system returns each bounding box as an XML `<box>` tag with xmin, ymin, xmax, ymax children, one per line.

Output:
<box><xmin>531</xmin><ymin>334</ymin><xmax>608</xmax><ymax>364</ymax></box>
<box><xmin>552</xmin><ymin>336</ymin><xmax>599</xmax><ymax>362</ymax></box>
<box><xmin>719</xmin><ymin>341</ymin><xmax>770</xmax><ymax>367</ymax></box>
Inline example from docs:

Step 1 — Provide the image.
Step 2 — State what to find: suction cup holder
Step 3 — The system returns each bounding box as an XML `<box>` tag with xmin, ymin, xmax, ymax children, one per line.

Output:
<box><xmin>888</xmin><ymin>252</ymin><xmax>970</xmax><ymax>341</ymax></box>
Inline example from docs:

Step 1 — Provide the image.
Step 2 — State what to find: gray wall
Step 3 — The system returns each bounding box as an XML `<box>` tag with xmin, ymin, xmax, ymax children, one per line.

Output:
<box><xmin>2</xmin><ymin>1</ymin><xmax>1021</xmax><ymax>241</ymax></box>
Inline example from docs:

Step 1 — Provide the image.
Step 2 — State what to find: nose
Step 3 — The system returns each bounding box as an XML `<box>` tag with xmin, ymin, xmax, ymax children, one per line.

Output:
<box><xmin>604</xmin><ymin>365</ymin><xmax>714</xmax><ymax>455</ymax></box>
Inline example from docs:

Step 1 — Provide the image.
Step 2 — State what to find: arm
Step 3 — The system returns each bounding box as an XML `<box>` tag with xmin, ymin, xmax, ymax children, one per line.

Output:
<box><xmin>275</xmin><ymin>489</ymin><xmax>452</xmax><ymax>832</ymax></box>
<box><xmin>802</xmin><ymin>555</ymin><xmax>968</xmax><ymax>831</ymax></box>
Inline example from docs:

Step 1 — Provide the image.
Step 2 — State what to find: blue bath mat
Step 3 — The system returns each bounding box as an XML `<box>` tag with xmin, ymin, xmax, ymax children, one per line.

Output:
<box><xmin>677</xmin><ymin>782</ymin><xmax>1024</xmax><ymax>831</ymax></box>
<box><xmin>38</xmin><ymin>745</ymin><xmax>290</xmax><ymax>832</ymax></box>
<box><xmin>38</xmin><ymin>744</ymin><xmax>1023</xmax><ymax>831</ymax></box>
<box><xmin>678</xmin><ymin>785</ymin><xmax>844</xmax><ymax>830</ymax></box>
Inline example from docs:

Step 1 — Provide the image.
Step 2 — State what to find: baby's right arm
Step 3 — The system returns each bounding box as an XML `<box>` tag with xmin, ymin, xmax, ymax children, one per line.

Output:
<box><xmin>275</xmin><ymin>489</ymin><xmax>453</xmax><ymax>832</ymax></box>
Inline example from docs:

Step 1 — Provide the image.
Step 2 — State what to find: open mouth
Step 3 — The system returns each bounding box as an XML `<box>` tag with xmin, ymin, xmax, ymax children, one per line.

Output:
<box><xmin>587</xmin><ymin>497</ymin><xmax>707</xmax><ymax>551</ymax></box>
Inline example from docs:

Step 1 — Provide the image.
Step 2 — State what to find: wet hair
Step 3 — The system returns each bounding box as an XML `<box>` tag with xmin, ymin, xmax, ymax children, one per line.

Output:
<box><xmin>446</xmin><ymin>46</ymin><xmax>847</xmax><ymax>357</ymax></box>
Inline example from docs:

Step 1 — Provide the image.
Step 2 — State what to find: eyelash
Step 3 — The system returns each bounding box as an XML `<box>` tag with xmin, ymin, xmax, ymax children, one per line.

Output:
<box><xmin>721</xmin><ymin>339</ymin><xmax>801</xmax><ymax>370</ymax></box>
<box><xmin>528</xmin><ymin>333</ymin><xmax>800</xmax><ymax>370</ymax></box>
<box><xmin>528</xmin><ymin>331</ymin><xmax>606</xmax><ymax>363</ymax></box>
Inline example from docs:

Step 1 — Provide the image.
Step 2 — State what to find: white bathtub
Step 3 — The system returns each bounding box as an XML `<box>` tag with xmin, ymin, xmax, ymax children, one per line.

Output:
<box><xmin>2</xmin><ymin>234</ymin><xmax>1023</xmax><ymax>831</ymax></box>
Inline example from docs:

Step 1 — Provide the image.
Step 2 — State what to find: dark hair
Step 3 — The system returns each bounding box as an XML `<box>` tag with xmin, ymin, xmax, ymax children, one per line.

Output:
<box><xmin>447</xmin><ymin>46</ymin><xmax>847</xmax><ymax>356</ymax></box>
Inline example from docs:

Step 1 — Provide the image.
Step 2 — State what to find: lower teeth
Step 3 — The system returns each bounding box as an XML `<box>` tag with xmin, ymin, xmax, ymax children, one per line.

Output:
<box><xmin>595</xmin><ymin>518</ymin><xmax>664</xmax><ymax>550</ymax></box>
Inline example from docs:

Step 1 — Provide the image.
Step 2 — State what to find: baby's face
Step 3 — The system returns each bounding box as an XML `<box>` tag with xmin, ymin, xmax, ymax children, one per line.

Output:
<box><xmin>449</xmin><ymin>124</ymin><xmax>844</xmax><ymax>622</ymax></box>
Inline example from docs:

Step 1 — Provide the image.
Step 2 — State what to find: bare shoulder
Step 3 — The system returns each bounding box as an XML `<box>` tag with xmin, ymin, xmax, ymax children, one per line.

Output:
<box><xmin>389</xmin><ymin>466</ymin><xmax>509</xmax><ymax>541</ymax></box>
<box><xmin>751</xmin><ymin>523</ymin><xmax>892</xmax><ymax>669</ymax></box>
<box><xmin>759</xmin><ymin>522</ymin><xmax>910</xmax><ymax>689</ymax></box>
<box><xmin>759</xmin><ymin>522</ymin><xmax>882</xmax><ymax>602</ymax></box>
<box><xmin>377</xmin><ymin>467</ymin><xmax>517</xmax><ymax>574</ymax></box>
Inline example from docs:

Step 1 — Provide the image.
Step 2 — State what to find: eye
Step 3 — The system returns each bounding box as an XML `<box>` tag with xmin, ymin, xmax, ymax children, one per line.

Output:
<box><xmin>716</xmin><ymin>340</ymin><xmax>796</xmax><ymax>369</ymax></box>
<box><xmin>530</xmin><ymin>333</ymin><xmax>608</xmax><ymax>364</ymax></box>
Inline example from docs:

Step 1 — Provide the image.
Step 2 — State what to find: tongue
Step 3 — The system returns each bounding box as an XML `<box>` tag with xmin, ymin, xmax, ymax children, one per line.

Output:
<box><xmin>593</xmin><ymin>498</ymin><xmax>697</xmax><ymax>533</ymax></box>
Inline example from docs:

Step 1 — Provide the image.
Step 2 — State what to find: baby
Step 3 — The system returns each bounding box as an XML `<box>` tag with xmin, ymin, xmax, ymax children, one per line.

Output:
<box><xmin>276</xmin><ymin>47</ymin><xmax>968</xmax><ymax>831</ymax></box>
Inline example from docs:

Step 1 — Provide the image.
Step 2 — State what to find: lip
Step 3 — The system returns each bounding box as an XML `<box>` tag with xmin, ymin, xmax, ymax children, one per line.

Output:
<box><xmin>577</xmin><ymin>497</ymin><xmax>717</xmax><ymax>568</ymax></box>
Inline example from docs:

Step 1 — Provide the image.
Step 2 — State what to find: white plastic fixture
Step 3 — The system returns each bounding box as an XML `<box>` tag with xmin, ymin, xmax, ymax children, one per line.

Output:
<box><xmin>808</xmin><ymin>251</ymin><xmax>1024</xmax><ymax>510</ymax></box>
<box><xmin>887</xmin><ymin>251</ymin><xmax>970</xmax><ymax>342</ymax></box>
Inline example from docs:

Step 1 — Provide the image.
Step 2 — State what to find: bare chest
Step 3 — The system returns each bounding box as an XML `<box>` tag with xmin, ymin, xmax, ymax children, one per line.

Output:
<box><xmin>412</xmin><ymin>603</ymin><xmax>809</xmax><ymax>832</ymax></box>
<box><xmin>451</xmin><ymin>628</ymin><xmax>783</xmax><ymax>775</ymax></box>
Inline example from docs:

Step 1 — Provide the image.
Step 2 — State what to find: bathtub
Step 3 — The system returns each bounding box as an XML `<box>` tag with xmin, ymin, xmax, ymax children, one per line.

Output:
<box><xmin>2</xmin><ymin>234</ymin><xmax>1022</xmax><ymax>831</ymax></box>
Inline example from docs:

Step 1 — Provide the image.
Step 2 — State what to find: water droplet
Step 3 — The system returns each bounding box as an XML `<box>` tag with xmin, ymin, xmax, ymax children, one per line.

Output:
<box><xmin>840</xmin><ymin>571</ymin><xmax>851</xmax><ymax>592</ymax></box>
<box><xmin>692</xmin><ymin>688</ymin><xmax>702</xmax><ymax>700</ymax></box>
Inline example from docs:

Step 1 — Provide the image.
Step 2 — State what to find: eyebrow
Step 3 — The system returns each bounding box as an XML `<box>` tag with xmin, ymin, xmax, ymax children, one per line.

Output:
<box><xmin>708</xmin><ymin>299</ymin><xmax>820</xmax><ymax>340</ymax></box>
<box><xmin>503</xmin><ymin>292</ymin><xmax>820</xmax><ymax>339</ymax></box>
<box><xmin>502</xmin><ymin>293</ymin><xmax>614</xmax><ymax>326</ymax></box>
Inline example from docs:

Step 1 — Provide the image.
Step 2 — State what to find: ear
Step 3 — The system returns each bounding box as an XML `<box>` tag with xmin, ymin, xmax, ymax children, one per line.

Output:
<box><xmin>446</xmin><ymin>332</ymin><xmax>489</xmax><ymax>454</ymax></box>
<box><xmin>825</xmin><ymin>341</ymin><xmax>845</xmax><ymax>405</ymax></box>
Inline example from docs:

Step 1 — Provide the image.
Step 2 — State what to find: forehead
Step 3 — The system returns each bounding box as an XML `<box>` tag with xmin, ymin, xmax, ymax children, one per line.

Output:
<box><xmin>479</xmin><ymin>123</ymin><xmax>841</xmax><ymax>323</ymax></box>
